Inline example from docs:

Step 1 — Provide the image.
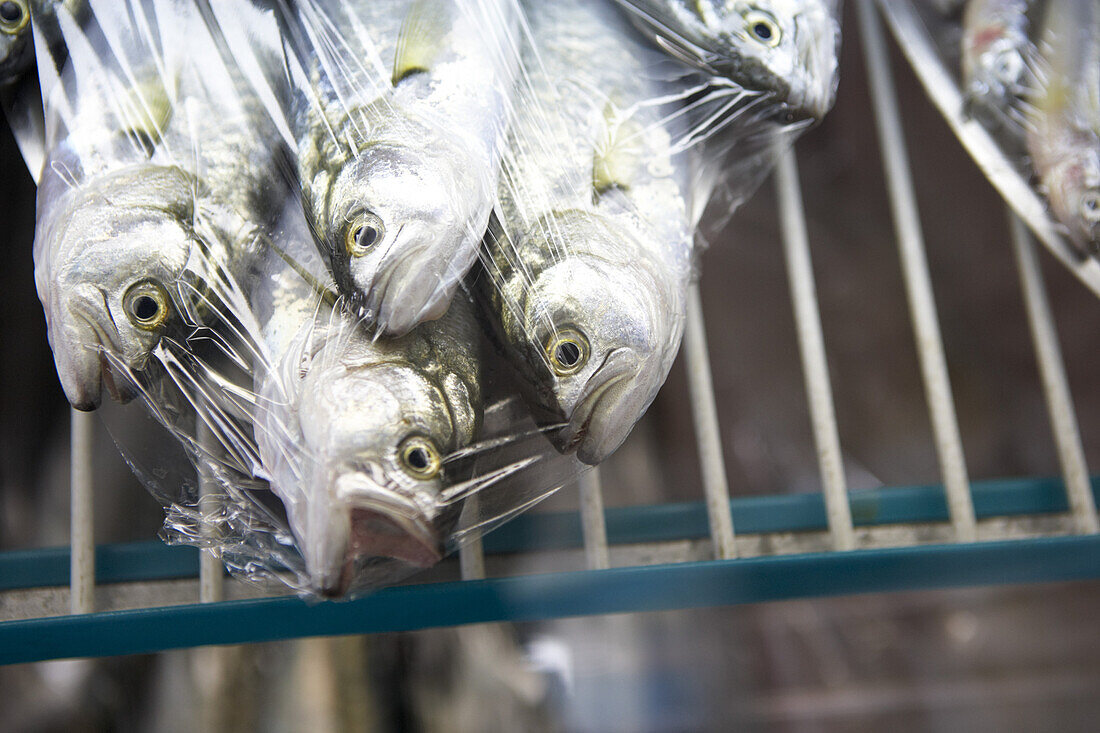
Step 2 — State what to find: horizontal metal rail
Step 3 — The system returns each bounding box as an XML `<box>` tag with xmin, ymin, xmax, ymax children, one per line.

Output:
<box><xmin>2</xmin><ymin>535</ymin><xmax>1099</xmax><ymax>665</ymax></box>
<box><xmin>3</xmin><ymin>475</ymin><xmax>1097</xmax><ymax>593</ymax></box>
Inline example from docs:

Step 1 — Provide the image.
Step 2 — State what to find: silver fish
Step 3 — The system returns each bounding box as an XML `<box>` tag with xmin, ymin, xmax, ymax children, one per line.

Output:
<box><xmin>961</xmin><ymin>0</ymin><xmax>1032</xmax><ymax>127</ymax></box>
<box><xmin>33</xmin><ymin>0</ymin><xmax>287</xmax><ymax>409</ymax></box>
<box><xmin>1026</xmin><ymin>0</ymin><xmax>1100</xmax><ymax>255</ymax></box>
<box><xmin>253</xmin><ymin>204</ymin><xmax>483</xmax><ymax>595</ymax></box>
<box><xmin>610</xmin><ymin>0</ymin><xmax>840</xmax><ymax>120</ymax></box>
<box><xmin>288</xmin><ymin>0</ymin><xmax>517</xmax><ymax>336</ymax></box>
<box><xmin>0</xmin><ymin>0</ymin><xmax>32</xmax><ymax>84</ymax></box>
<box><xmin>482</xmin><ymin>0</ymin><xmax>697</xmax><ymax>466</ymax></box>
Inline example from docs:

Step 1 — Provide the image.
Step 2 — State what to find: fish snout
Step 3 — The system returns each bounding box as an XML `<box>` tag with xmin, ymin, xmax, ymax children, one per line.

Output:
<box><xmin>554</xmin><ymin>347</ymin><xmax>646</xmax><ymax>465</ymax></box>
<box><xmin>355</xmin><ymin>233</ymin><xmax>469</xmax><ymax>335</ymax></box>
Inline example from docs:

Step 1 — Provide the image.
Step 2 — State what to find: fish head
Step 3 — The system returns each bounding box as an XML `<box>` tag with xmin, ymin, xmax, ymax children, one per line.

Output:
<box><xmin>37</xmin><ymin>199</ymin><xmax>196</xmax><ymax>410</ymax></box>
<box><xmin>0</xmin><ymin>0</ymin><xmax>32</xmax><ymax>84</ymax></box>
<box><xmin>324</xmin><ymin>142</ymin><xmax>483</xmax><ymax>335</ymax></box>
<box><xmin>509</xmin><ymin>220</ymin><xmax>677</xmax><ymax>465</ymax></box>
<box><xmin>962</xmin><ymin>39</ymin><xmax>1027</xmax><ymax>125</ymax></box>
<box><xmin>293</xmin><ymin>352</ymin><xmax>459</xmax><ymax>594</ymax></box>
<box><xmin>636</xmin><ymin>0</ymin><xmax>838</xmax><ymax>120</ymax></box>
<box><xmin>1047</xmin><ymin>147</ymin><xmax>1100</xmax><ymax>255</ymax></box>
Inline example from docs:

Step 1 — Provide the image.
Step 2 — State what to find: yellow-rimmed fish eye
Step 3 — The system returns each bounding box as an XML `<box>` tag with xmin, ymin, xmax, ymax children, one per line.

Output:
<box><xmin>0</xmin><ymin>0</ymin><xmax>28</xmax><ymax>34</ymax></box>
<box><xmin>344</xmin><ymin>211</ymin><xmax>385</xmax><ymax>258</ymax></box>
<box><xmin>123</xmin><ymin>280</ymin><xmax>170</xmax><ymax>331</ymax></box>
<box><xmin>546</xmin><ymin>329</ymin><xmax>589</xmax><ymax>376</ymax></box>
<box><xmin>1080</xmin><ymin>191</ymin><xmax>1100</xmax><ymax>223</ymax></box>
<box><xmin>744</xmin><ymin>10</ymin><xmax>781</xmax><ymax>47</ymax></box>
<box><xmin>399</xmin><ymin>436</ymin><xmax>442</xmax><ymax>480</ymax></box>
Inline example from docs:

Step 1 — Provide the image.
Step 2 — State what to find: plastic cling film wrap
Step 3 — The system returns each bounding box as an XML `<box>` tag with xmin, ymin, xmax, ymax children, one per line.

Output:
<box><xmin>18</xmin><ymin>0</ymin><xmax>841</xmax><ymax>598</ymax></box>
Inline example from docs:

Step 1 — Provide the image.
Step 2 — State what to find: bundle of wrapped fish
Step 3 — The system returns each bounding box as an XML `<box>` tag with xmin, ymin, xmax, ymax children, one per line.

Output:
<box><xmin>4</xmin><ymin>0</ymin><xmax>840</xmax><ymax>597</ymax></box>
<box><xmin>927</xmin><ymin>0</ymin><xmax>1100</xmax><ymax>257</ymax></box>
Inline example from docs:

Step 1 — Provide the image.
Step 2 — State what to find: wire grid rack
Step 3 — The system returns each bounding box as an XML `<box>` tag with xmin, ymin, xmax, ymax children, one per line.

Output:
<box><xmin>2</xmin><ymin>0</ymin><xmax>1099</xmax><ymax>666</ymax></box>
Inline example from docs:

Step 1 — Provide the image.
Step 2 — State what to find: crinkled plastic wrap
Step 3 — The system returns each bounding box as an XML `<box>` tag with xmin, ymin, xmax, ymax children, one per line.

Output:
<box><xmin>912</xmin><ymin>0</ymin><xmax>1100</xmax><ymax>258</ymax></box>
<box><xmin>18</xmin><ymin>0</ymin><xmax>841</xmax><ymax>597</ymax></box>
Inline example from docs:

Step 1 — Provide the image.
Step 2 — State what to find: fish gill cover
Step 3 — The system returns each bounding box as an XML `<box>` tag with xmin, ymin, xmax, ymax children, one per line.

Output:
<box><xmin>11</xmin><ymin>0</ymin><xmax>840</xmax><ymax>598</ymax></box>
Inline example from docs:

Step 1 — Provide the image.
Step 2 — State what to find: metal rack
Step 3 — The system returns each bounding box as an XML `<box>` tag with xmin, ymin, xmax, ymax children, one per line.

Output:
<box><xmin>2</xmin><ymin>0</ymin><xmax>1099</xmax><ymax>665</ymax></box>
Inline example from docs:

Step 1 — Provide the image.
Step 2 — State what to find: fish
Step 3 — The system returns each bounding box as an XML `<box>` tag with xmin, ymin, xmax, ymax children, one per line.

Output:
<box><xmin>33</xmin><ymin>0</ymin><xmax>288</xmax><ymax>410</ymax></box>
<box><xmin>286</xmin><ymin>0</ymin><xmax>517</xmax><ymax>336</ymax></box>
<box><xmin>609</xmin><ymin>0</ymin><xmax>840</xmax><ymax>121</ymax></box>
<box><xmin>0</xmin><ymin>0</ymin><xmax>86</xmax><ymax>86</ymax></box>
<box><xmin>1026</xmin><ymin>0</ymin><xmax>1100</xmax><ymax>256</ymax></box>
<box><xmin>960</xmin><ymin>0</ymin><xmax>1032</xmax><ymax>128</ymax></box>
<box><xmin>0</xmin><ymin>0</ymin><xmax>33</xmax><ymax>85</ymax></box>
<box><xmin>480</xmin><ymin>0</ymin><xmax>698</xmax><ymax>466</ymax></box>
<box><xmin>252</xmin><ymin>202</ymin><xmax>483</xmax><ymax>596</ymax></box>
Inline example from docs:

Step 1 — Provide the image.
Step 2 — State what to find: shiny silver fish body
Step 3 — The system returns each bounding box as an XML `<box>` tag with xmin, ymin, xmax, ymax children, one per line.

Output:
<box><xmin>1026</xmin><ymin>0</ymin><xmax>1100</xmax><ymax>255</ymax></box>
<box><xmin>253</xmin><ymin>208</ymin><xmax>482</xmax><ymax>595</ymax></box>
<box><xmin>483</xmin><ymin>0</ymin><xmax>696</xmax><ymax>466</ymax></box>
<box><xmin>961</xmin><ymin>0</ymin><xmax>1031</xmax><ymax>127</ymax></box>
<box><xmin>291</xmin><ymin>0</ymin><xmax>517</xmax><ymax>336</ymax></box>
<box><xmin>33</xmin><ymin>1</ymin><xmax>287</xmax><ymax>410</ymax></box>
<box><xmin>611</xmin><ymin>0</ymin><xmax>839</xmax><ymax>120</ymax></box>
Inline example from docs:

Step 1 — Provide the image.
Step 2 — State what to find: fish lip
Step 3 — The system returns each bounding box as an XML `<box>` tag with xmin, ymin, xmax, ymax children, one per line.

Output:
<box><xmin>553</xmin><ymin>348</ymin><xmax>637</xmax><ymax>460</ymax></box>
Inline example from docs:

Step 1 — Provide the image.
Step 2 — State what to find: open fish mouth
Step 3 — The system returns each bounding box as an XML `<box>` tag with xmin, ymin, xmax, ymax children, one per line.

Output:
<box><xmin>318</xmin><ymin>507</ymin><xmax>442</xmax><ymax>598</ymax></box>
<box><xmin>316</xmin><ymin>474</ymin><xmax>444</xmax><ymax>596</ymax></box>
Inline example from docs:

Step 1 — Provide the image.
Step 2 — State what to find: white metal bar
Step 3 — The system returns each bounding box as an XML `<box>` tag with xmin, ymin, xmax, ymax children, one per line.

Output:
<box><xmin>775</xmin><ymin>149</ymin><xmax>856</xmax><ymax>551</ymax></box>
<box><xmin>69</xmin><ymin>408</ymin><xmax>95</xmax><ymax>615</ymax></box>
<box><xmin>1009</xmin><ymin>214</ymin><xmax>1099</xmax><ymax>534</ymax></box>
<box><xmin>197</xmin><ymin>417</ymin><xmax>225</xmax><ymax>603</ymax></box>
<box><xmin>857</xmin><ymin>0</ymin><xmax>977</xmax><ymax>542</ymax></box>
<box><xmin>579</xmin><ymin>468</ymin><xmax>610</xmax><ymax>569</ymax></box>
<box><xmin>684</xmin><ymin>283</ymin><xmax>738</xmax><ymax>559</ymax></box>
<box><xmin>459</xmin><ymin>494</ymin><xmax>486</xmax><ymax>580</ymax></box>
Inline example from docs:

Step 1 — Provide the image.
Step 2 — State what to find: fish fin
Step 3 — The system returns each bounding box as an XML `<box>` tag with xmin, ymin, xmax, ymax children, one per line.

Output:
<box><xmin>392</xmin><ymin>0</ymin><xmax>451</xmax><ymax>85</ymax></box>
<box><xmin>118</xmin><ymin>75</ymin><xmax>176</xmax><ymax>155</ymax></box>
<box><xmin>593</xmin><ymin>101</ymin><xmax>642</xmax><ymax>196</ymax></box>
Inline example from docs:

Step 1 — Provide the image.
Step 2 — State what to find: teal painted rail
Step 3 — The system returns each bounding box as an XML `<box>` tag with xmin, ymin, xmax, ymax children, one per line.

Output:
<box><xmin>0</xmin><ymin>475</ymin><xmax>1096</xmax><ymax>591</ymax></box>
<box><xmin>2</xmin><ymin>536</ymin><xmax>1099</xmax><ymax>665</ymax></box>
<box><xmin>1</xmin><ymin>475</ymin><xmax>1096</xmax><ymax>591</ymax></box>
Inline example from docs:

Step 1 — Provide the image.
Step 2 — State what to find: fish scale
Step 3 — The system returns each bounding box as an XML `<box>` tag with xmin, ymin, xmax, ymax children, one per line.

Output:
<box><xmin>32</xmin><ymin>0</ymin><xmax>288</xmax><ymax>410</ymax></box>
<box><xmin>253</xmin><ymin>197</ymin><xmax>483</xmax><ymax>595</ymax></box>
<box><xmin>287</xmin><ymin>0</ymin><xmax>517</xmax><ymax>336</ymax></box>
<box><xmin>482</xmin><ymin>0</ymin><xmax>697</xmax><ymax>466</ymax></box>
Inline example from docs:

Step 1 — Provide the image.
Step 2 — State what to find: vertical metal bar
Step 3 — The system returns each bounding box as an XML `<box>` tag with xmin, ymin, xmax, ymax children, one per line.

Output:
<box><xmin>775</xmin><ymin>149</ymin><xmax>856</xmax><ymax>551</ymax></box>
<box><xmin>198</xmin><ymin>418</ymin><xmax>224</xmax><ymax>603</ymax></box>
<box><xmin>857</xmin><ymin>0</ymin><xmax>977</xmax><ymax>542</ymax></box>
<box><xmin>69</xmin><ymin>408</ymin><xmax>95</xmax><ymax>615</ymax></box>
<box><xmin>579</xmin><ymin>468</ymin><xmax>610</xmax><ymax>569</ymax></box>
<box><xmin>684</xmin><ymin>283</ymin><xmax>738</xmax><ymax>559</ymax></box>
<box><xmin>459</xmin><ymin>494</ymin><xmax>486</xmax><ymax>580</ymax></box>
<box><xmin>1009</xmin><ymin>213</ymin><xmax>1099</xmax><ymax>533</ymax></box>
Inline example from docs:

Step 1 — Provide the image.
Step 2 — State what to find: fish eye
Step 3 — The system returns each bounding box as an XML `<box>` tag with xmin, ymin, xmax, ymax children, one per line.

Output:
<box><xmin>745</xmin><ymin>10</ymin><xmax>781</xmax><ymax>48</ymax></box>
<box><xmin>344</xmin><ymin>211</ymin><xmax>385</xmax><ymax>258</ymax></box>
<box><xmin>123</xmin><ymin>280</ymin><xmax>170</xmax><ymax>331</ymax></box>
<box><xmin>546</xmin><ymin>329</ymin><xmax>590</xmax><ymax>376</ymax></box>
<box><xmin>992</xmin><ymin>50</ymin><xmax>1022</xmax><ymax>85</ymax></box>
<box><xmin>1081</xmin><ymin>192</ymin><xmax>1100</xmax><ymax>223</ymax></box>
<box><xmin>0</xmin><ymin>0</ymin><xmax>28</xmax><ymax>34</ymax></box>
<box><xmin>399</xmin><ymin>437</ymin><xmax>441</xmax><ymax>480</ymax></box>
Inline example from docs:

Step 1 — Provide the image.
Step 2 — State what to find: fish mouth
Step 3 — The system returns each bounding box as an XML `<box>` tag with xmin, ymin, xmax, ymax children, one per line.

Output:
<box><xmin>315</xmin><ymin>474</ymin><xmax>443</xmax><ymax>596</ymax></box>
<box><xmin>348</xmin><ymin>236</ymin><xmax>460</xmax><ymax>336</ymax></box>
<box><xmin>553</xmin><ymin>348</ymin><xmax>640</xmax><ymax>465</ymax></box>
